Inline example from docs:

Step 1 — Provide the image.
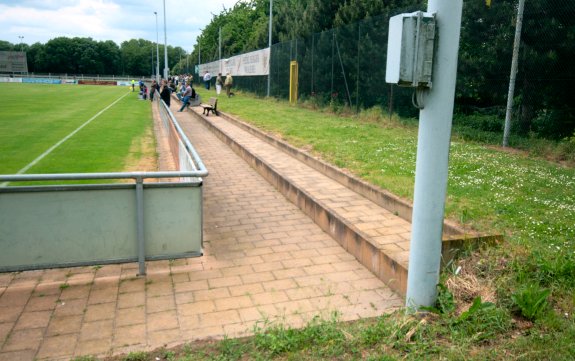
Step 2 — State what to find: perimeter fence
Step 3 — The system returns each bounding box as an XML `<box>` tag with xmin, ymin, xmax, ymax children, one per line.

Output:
<box><xmin>222</xmin><ymin>0</ymin><xmax>575</xmax><ymax>140</ymax></box>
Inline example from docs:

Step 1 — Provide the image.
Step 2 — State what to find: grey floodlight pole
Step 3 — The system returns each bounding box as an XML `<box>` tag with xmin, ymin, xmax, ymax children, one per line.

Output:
<box><xmin>155</xmin><ymin>11</ymin><xmax>160</xmax><ymax>82</ymax></box>
<box><xmin>267</xmin><ymin>0</ymin><xmax>272</xmax><ymax>97</ymax></box>
<box><xmin>405</xmin><ymin>0</ymin><xmax>463</xmax><ymax>309</ymax></box>
<box><xmin>162</xmin><ymin>0</ymin><xmax>168</xmax><ymax>79</ymax></box>
<box><xmin>503</xmin><ymin>0</ymin><xmax>525</xmax><ymax>147</ymax></box>
<box><xmin>219</xmin><ymin>27</ymin><xmax>222</xmax><ymax>73</ymax></box>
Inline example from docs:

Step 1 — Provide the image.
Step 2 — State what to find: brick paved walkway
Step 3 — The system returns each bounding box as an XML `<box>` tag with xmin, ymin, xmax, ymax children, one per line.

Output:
<box><xmin>0</xmin><ymin>99</ymin><xmax>403</xmax><ymax>361</ymax></box>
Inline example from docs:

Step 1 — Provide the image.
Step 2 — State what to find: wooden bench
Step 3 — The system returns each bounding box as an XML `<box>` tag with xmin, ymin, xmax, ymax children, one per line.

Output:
<box><xmin>201</xmin><ymin>97</ymin><xmax>218</xmax><ymax>116</ymax></box>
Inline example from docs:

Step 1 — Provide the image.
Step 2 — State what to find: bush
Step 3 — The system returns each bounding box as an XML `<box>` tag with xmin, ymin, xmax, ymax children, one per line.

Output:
<box><xmin>453</xmin><ymin>113</ymin><xmax>504</xmax><ymax>133</ymax></box>
<box><xmin>557</xmin><ymin>133</ymin><xmax>575</xmax><ymax>162</ymax></box>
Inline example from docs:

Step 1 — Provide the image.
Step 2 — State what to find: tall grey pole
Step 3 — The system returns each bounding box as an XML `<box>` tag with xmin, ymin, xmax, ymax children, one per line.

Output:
<box><xmin>155</xmin><ymin>11</ymin><xmax>160</xmax><ymax>82</ymax></box>
<box><xmin>162</xmin><ymin>0</ymin><xmax>168</xmax><ymax>79</ymax></box>
<box><xmin>503</xmin><ymin>0</ymin><xmax>525</xmax><ymax>147</ymax></box>
<box><xmin>267</xmin><ymin>0</ymin><xmax>272</xmax><ymax>97</ymax></box>
<box><xmin>219</xmin><ymin>27</ymin><xmax>222</xmax><ymax>73</ymax></box>
<box><xmin>405</xmin><ymin>0</ymin><xmax>463</xmax><ymax>309</ymax></box>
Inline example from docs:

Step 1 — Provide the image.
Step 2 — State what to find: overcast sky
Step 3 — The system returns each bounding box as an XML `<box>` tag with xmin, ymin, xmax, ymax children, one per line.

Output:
<box><xmin>0</xmin><ymin>0</ymin><xmax>241</xmax><ymax>52</ymax></box>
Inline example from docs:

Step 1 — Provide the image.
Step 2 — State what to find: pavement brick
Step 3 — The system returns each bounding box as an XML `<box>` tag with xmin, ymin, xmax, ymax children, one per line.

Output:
<box><xmin>251</xmin><ymin>291</ymin><xmax>289</xmax><ymax>306</ymax></box>
<box><xmin>59</xmin><ymin>284</ymin><xmax>91</xmax><ymax>300</ymax></box>
<box><xmin>0</xmin><ymin>350</ymin><xmax>36</xmax><ymax>361</ymax></box>
<box><xmin>23</xmin><ymin>294</ymin><xmax>58</xmax><ymax>313</ymax></box>
<box><xmin>46</xmin><ymin>315</ymin><xmax>83</xmax><ymax>336</ymax></box>
<box><xmin>228</xmin><ymin>283</ymin><xmax>265</xmax><ymax>297</ymax></box>
<box><xmin>174</xmin><ymin>279</ymin><xmax>209</xmax><ymax>294</ymax></box>
<box><xmin>0</xmin><ymin>307</ymin><xmax>23</xmax><ymax>323</ymax></box>
<box><xmin>215</xmin><ymin>295</ymin><xmax>253</xmax><ymax>311</ymax></box>
<box><xmin>2</xmin><ymin>328</ymin><xmax>44</xmax><ymax>352</ymax></box>
<box><xmin>113</xmin><ymin>324</ymin><xmax>146</xmax><ymax>347</ymax></box>
<box><xmin>88</xmin><ymin>288</ymin><xmax>118</xmax><ymax>305</ymax></box>
<box><xmin>147</xmin><ymin>310</ymin><xmax>179</xmax><ymax>332</ymax></box>
<box><xmin>0</xmin><ymin>322</ymin><xmax>13</xmax><ymax>344</ymax></box>
<box><xmin>118</xmin><ymin>278</ymin><xmax>145</xmax><ymax>294</ymax></box>
<box><xmin>272</xmin><ymin>268</ymin><xmax>307</xmax><ymax>280</ymax></box>
<box><xmin>240</xmin><ymin>272</ymin><xmax>276</xmax><ymax>285</ymax></box>
<box><xmin>116</xmin><ymin>307</ymin><xmax>145</xmax><ymax>327</ymax></box>
<box><xmin>13</xmin><ymin>310</ymin><xmax>52</xmax><ymax>330</ymax></box>
<box><xmin>0</xmin><ymin>288</ymin><xmax>32</xmax><ymax>308</ymax></box>
<box><xmin>193</xmin><ymin>288</ymin><xmax>230</xmax><ymax>302</ymax></box>
<box><xmin>74</xmin><ymin>338</ymin><xmax>112</xmax><ymax>358</ymax></box>
<box><xmin>251</xmin><ymin>261</ymin><xmax>283</xmax><ymax>273</ymax></box>
<box><xmin>53</xmin><ymin>298</ymin><xmax>87</xmax><ymax>317</ymax></box>
<box><xmin>33</xmin><ymin>283</ymin><xmax>61</xmax><ymax>296</ymax></box>
<box><xmin>117</xmin><ymin>291</ymin><xmax>145</xmax><ymax>309</ymax></box>
<box><xmin>208</xmin><ymin>276</ymin><xmax>243</xmax><ymax>289</ymax></box>
<box><xmin>238</xmin><ymin>305</ymin><xmax>278</xmax><ymax>322</ymax></box>
<box><xmin>80</xmin><ymin>319</ymin><xmax>114</xmax><ymax>341</ymax></box>
<box><xmin>147</xmin><ymin>295</ymin><xmax>175</xmax><ymax>314</ymax></box>
<box><xmin>83</xmin><ymin>302</ymin><xmax>115</xmax><ymax>322</ymax></box>
<box><xmin>261</xmin><ymin>279</ymin><xmax>299</xmax><ymax>295</ymax></box>
<box><xmin>148</xmin><ymin>328</ymin><xmax>182</xmax><ymax>349</ymax></box>
<box><xmin>200</xmin><ymin>310</ymin><xmax>241</xmax><ymax>328</ymax></box>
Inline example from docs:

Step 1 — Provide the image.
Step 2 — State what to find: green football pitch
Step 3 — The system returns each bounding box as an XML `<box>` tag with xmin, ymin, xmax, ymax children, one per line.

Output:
<box><xmin>0</xmin><ymin>83</ymin><xmax>155</xmax><ymax>179</ymax></box>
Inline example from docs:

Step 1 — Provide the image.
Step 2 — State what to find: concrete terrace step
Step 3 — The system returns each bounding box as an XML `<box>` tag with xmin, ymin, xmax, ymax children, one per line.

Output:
<box><xmin>187</xmin><ymin>105</ymin><xmax>500</xmax><ymax>297</ymax></box>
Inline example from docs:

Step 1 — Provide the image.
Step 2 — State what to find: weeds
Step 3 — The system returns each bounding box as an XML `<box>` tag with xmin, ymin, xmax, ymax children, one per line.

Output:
<box><xmin>123</xmin><ymin>351</ymin><xmax>147</xmax><ymax>361</ymax></box>
<box><xmin>511</xmin><ymin>284</ymin><xmax>551</xmax><ymax>321</ymax></box>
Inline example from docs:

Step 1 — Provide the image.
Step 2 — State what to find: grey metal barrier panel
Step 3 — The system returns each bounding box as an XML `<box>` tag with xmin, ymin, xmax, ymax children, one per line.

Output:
<box><xmin>0</xmin><ymin>182</ymin><xmax>202</xmax><ymax>272</ymax></box>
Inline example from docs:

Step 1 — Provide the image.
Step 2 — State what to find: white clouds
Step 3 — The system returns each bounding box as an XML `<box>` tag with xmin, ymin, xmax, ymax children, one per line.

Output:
<box><xmin>0</xmin><ymin>0</ymin><xmax>241</xmax><ymax>51</ymax></box>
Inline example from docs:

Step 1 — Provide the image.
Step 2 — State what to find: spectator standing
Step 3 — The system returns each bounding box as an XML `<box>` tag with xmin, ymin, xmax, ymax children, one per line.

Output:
<box><xmin>215</xmin><ymin>73</ymin><xmax>223</xmax><ymax>95</ymax></box>
<box><xmin>159</xmin><ymin>79</ymin><xmax>171</xmax><ymax>107</ymax></box>
<box><xmin>149</xmin><ymin>80</ymin><xmax>159</xmax><ymax>101</ymax></box>
<box><xmin>224</xmin><ymin>72</ymin><xmax>233</xmax><ymax>97</ymax></box>
<box><xmin>203</xmin><ymin>71</ymin><xmax>212</xmax><ymax>90</ymax></box>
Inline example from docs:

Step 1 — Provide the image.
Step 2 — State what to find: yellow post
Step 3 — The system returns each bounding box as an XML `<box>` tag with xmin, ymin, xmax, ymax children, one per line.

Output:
<box><xmin>289</xmin><ymin>60</ymin><xmax>299</xmax><ymax>104</ymax></box>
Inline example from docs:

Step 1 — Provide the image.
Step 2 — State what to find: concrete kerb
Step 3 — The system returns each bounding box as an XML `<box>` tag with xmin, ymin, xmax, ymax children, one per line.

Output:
<box><xmin>187</xmin><ymin>104</ymin><xmax>502</xmax><ymax>297</ymax></box>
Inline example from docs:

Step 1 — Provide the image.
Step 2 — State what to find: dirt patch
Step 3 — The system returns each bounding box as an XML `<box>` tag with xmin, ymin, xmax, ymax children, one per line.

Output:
<box><xmin>121</xmin><ymin>100</ymin><xmax>177</xmax><ymax>182</ymax></box>
<box><xmin>122</xmin><ymin>123</ymin><xmax>158</xmax><ymax>174</ymax></box>
<box><xmin>445</xmin><ymin>257</ymin><xmax>497</xmax><ymax>316</ymax></box>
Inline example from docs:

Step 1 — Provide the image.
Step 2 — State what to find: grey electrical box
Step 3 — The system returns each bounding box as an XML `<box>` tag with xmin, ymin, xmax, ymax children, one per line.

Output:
<box><xmin>385</xmin><ymin>11</ymin><xmax>436</xmax><ymax>88</ymax></box>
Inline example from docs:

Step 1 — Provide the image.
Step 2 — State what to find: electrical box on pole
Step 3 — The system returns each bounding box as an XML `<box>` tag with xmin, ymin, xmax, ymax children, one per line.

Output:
<box><xmin>385</xmin><ymin>11</ymin><xmax>436</xmax><ymax>88</ymax></box>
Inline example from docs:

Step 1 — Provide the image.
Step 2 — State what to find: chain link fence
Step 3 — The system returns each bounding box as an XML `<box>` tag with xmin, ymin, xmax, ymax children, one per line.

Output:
<box><xmin>214</xmin><ymin>0</ymin><xmax>575</xmax><ymax>140</ymax></box>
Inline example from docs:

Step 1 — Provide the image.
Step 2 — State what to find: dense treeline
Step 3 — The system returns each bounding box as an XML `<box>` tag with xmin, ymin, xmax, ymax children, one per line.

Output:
<box><xmin>0</xmin><ymin>37</ymin><xmax>187</xmax><ymax>77</ymax></box>
<box><xmin>191</xmin><ymin>0</ymin><xmax>575</xmax><ymax>140</ymax></box>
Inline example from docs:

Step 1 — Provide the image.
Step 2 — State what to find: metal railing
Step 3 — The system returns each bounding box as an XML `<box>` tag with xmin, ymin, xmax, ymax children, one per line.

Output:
<box><xmin>0</xmin><ymin>95</ymin><xmax>208</xmax><ymax>275</ymax></box>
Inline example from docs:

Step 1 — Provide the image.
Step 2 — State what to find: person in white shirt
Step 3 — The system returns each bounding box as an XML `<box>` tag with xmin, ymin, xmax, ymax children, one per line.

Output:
<box><xmin>203</xmin><ymin>71</ymin><xmax>212</xmax><ymax>90</ymax></box>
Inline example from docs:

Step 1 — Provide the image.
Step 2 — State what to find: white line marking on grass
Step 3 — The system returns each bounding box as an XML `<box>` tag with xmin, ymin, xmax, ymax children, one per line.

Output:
<box><xmin>1</xmin><ymin>91</ymin><xmax>131</xmax><ymax>187</ymax></box>
<box><xmin>18</xmin><ymin>91</ymin><xmax>131</xmax><ymax>175</ymax></box>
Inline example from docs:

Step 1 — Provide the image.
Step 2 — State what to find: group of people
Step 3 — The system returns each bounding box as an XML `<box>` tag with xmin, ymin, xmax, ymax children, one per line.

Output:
<box><xmin>141</xmin><ymin>70</ymin><xmax>234</xmax><ymax>112</ymax></box>
<box><xmin>146</xmin><ymin>79</ymin><xmax>172</xmax><ymax>107</ymax></box>
<box><xmin>203</xmin><ymin>71</ymin><xmax>234</xmax><ymax>97</ymax></box>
